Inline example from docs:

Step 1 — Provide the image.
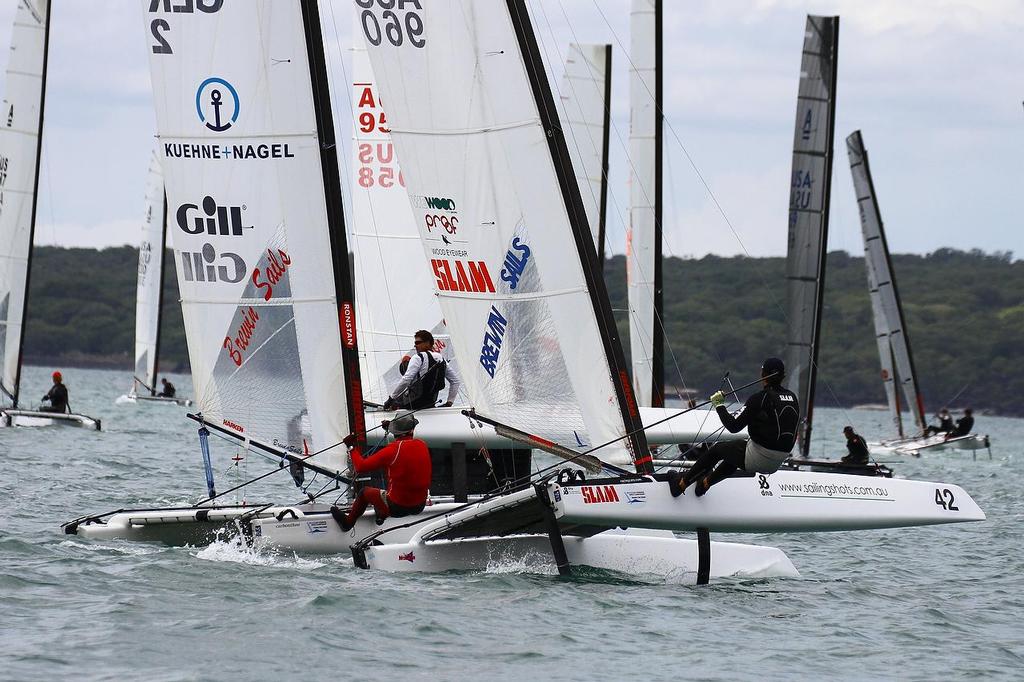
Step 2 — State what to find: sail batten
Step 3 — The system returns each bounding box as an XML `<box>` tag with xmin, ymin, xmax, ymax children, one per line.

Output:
<box><xmin>360</xmin><ymin>0</ymin><xmax>650</xmax><ymax>469</ymax></box>
<box><xmin>846</xmin><ymin>129</ymin><xmax>926</xmax><ymax>433</ymax></box>
<box><xmin>143</xmin><ymin>0</ymin><xmax>358</xmax><ymax>470</ymax></box>
<box><xmin>782</xmin><ymin>15</ymin><xmax>839</xmax><ymax>457</ymax></box>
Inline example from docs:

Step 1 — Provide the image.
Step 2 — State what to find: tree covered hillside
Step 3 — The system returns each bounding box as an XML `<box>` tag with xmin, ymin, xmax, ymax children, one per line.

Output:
<box><xmin>23</xmin><ymin>246</ymin><xmax>1024</xmax><ymax>415</ymax></box>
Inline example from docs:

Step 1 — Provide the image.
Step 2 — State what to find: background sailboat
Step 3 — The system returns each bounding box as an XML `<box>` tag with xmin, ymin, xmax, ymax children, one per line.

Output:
<box><xmin>118</xmin><ymin>150</ymin><xmax>191</xmax><ymax>407</ymax></box>
<box><xmin>0</xmin><ymin>0</ymin><xmax>99</xmax><ymax>430</ymax></box>
<box><xmin>847</xmin><ymin>130</ymin><xmax>989</xmax><ymax>457</ymax></box>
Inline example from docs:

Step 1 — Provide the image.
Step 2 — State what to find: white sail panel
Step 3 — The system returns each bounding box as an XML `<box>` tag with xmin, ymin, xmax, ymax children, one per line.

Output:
<box><xmin>627</xmin><ymin>0</ymin><xmax>659</xmax><ymax>408</ymax></box>
<box><xmin>782</xmin><ymin>15</ymin><xmax>839</xmax><ymax>453</ymax></box>
<box><xmin>133</xmin><ymin>150</ymin><xmax>165</xmax><ymax>393</ymax></box>
<box><xmin>0</xmin><ymin>0</ymin><xmax>47</xmax><ymax>407</ymax></box>
<box><xmin>360</xmin><ymin>1</ymin><xmax>642</xmax><ymax>464</ymax></box>
<box><xmin>864</xmin><ymin>250</ymin><xmax>902</xmax><ymax>435</ymax></box>
<box><xmin>846</xmin><ymin>130</ymin><xmax>926</xmax><ymax>431</ymax></box>
<box><xmin>559</xmin><ymin>43</ymin><xmax>608</xmax><ymax>254</ymax></box>
<box><xmin>349</xmin><ymin>45</ymin><xmax>454</xmax><ymax>405</ymax></box>
<box><xmin>143</xmin><ymin>1</ymin><xmax>351</xmax><ymax>470</ymax></box>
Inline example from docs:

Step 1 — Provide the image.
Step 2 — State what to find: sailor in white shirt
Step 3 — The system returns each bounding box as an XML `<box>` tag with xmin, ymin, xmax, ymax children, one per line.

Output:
<box><xmin>384</xmin><ymin>329</ymin><xmax>463</xmax><ymax>410</ymax></box>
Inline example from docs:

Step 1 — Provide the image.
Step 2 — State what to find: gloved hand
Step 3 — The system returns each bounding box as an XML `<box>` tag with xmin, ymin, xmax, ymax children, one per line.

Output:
<box><xmin>380</xmin><ymin>420</ymin><xmax>391</xmax><ymax>433</ymax></box>
<box><xmin>383</xmin><ymin>397</ymin><xmax>397</xmax><ymax>411</ymax></box>
<box><xmin>342</xmin><ymin>433</ymin><xmax>358</xmax><ymax>448</ymax></box>
<box><xmin>710</xmin><ymin>391</ymin><xmax>726</xmax><ymax>408</ymax></box>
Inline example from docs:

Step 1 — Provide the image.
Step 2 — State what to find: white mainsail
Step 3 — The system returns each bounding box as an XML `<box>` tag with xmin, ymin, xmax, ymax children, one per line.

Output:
<box><xmin>782</xmin><ymin>15</ymin><xmax>839</xmax><ymax>456</ymax></box>
<box><xmin>0</xmin><ymin>0</ymin><xmax>48</xmax><ymax>408</ymax></box>
<box><xmin>133</xmin><ymin>150</ymin><xmax>166</xmax><ymax>395</ymax></box>
<box><xmin>559</xmin><ymin>43</ymin><xmax>610</xmax><ymax>259</ymax></box>
<box><xmin>864</xmin><ymin>250</ymin><xmax>902</xmax><ymax>436</ymax></box>
<box><xmin>627</xmin><ymin>0</ymin><xmax>664</xmax><ymax>408</ymax></box>
<box><xmin>349</xmin><ymin>44</ymin><xmax>454</xmax><ymax>406</ymax></box>
<box><xmin>359</xmin><ymin>0</ymin><xmax>650</xmax><ymax>469</ymax></box>
<box><xmin>846</xmin><ymin>130</ymin><xmax>926</xmax><ymax>433</ymax></box>
<box><xmin>143</xmin><ymin>0</ymin><xmax>361</xmax><ymax>471</ymax></box>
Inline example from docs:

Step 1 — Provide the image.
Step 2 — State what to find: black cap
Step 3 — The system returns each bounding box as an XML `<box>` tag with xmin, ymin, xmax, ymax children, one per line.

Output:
<box><xmin>761</xmin><ymin>357</ymin><xmax>785</xmax><ymax>382</ymax></box>
<box><xmin>843</xmin><ymin>426</ymin><xmax>854</xmax><ymax>434</ymax></box>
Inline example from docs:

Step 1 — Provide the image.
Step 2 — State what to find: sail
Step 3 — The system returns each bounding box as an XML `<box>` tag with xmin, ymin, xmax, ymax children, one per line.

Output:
<box><xmin>143</xmin><ymin>0</ymin><xmax>360</xmax><ymax>471</ymax></box>
<box><xmin>558</xmin><ymin>43</ymin><xmax>610</xmax><ymax>259</ymax></box>
<box><xmin>846</xmin><ymin>130</ymin><xmax>926</xmax><ymax>432</ymax></box>
<box><xmin>0</xmin><ymin>0</ymin><xmax>48</xmax><ymax>408</ymax></box>
<box><xmin>627</xmin><ymin>0</ymin><xmax>664</xmax><ymax>408</ymax></box>
<box><xmin>782</xmin><ymin>15</ymin><xmax>839</xmax><ymax>455</ymax></box>
<box><xmin>349</xmin><ymin>44</ymin><xmax>455</xmax><ymax>406</ymax></box>
<box><xmin>864</xmin><ymin>246</ymin><xmax>902</xmax><ymax>436</ymax></box>
<box><xmin>359</xmin><ymin>0</ymin><xmax>650</xmax><ymax>469</ymax></box>
<box><xmin>133</xmin><ymin>150</ymin><xmax>166</xmax><ymax>394</ymax></box>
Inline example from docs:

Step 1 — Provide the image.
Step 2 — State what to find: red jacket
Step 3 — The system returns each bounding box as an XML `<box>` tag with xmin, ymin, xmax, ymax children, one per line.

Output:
<box><xmin>350</xmin><ymin>436</ymin><xmax>432</xmax><ymax>507</ymax></box>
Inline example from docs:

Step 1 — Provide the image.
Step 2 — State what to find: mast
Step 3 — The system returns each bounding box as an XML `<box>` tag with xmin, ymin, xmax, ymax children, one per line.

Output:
<box><xmin>597</xmin><ymin>44</ymin><xmax>612</xmax><ymax>266</ymax></box>
<box><xmin>299</xmin><ymin>0</ymin><xmax>365</xmax><ymax>443</ymax></box>
<box><xmin>507</xmin><ymin>0</ymin><xmax>652</xmax><ymax>472</ymax></box>
<box><xmin>651</xmin><ymin>0</ymin><xmax>664</xmax><ymax>409</ymax></box>
<box><xmin>11</xmin><ymin>1</ymin><xmax>51</xmax><ymax>409</ymax></box>
<box><xmin>149</xmin><ymin>191</ymin><xmax>169</xmax><ymax>396</ymax></box>
<box><xmin>783</xmin><ymin>16</ymin><xmax>839</xmax><ymax>457</ymax></box>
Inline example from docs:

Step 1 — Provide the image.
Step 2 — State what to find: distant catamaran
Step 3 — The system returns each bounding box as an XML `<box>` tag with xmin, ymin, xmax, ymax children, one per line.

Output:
<box><xmin>0</xmin><ymin>0</ymin><xmax>99</xmax><ymax>430</ymax></box>
<box><xmin>119</xmin><ymin>150</ymin><xmax>191</xmax><ymax>407</ymax></box>
<box><xmin>846</xmin><ymin>130</ymin><xmax>990</xmax><ymax>457</ymax></box>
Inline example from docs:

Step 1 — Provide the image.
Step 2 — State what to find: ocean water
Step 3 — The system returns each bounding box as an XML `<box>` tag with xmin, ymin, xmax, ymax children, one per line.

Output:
<box><xmin>1</xmin><ymin>366</ymin><xmax>1022</xmax><ymax>681</ymax></box>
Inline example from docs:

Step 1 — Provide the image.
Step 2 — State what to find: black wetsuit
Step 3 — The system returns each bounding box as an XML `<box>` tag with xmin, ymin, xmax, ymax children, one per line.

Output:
<box><xmin>841</xmin><ymin>434</ymin><xmax>870</xmax><ymax>465</ymax></box>
<box><xmin>950</xmin><ymin>415</ymin><xmax>974</xmax><ymax>437</ymax></box>
<box><xmin>925</xmin><ymin>414</ymin><xmax>954</xmax><ymax>436</ymax></box>
<box><xmin>41</xmin><ymin>383</ymin><xmax>68</xmax><ymax>413</ymax></box>
<box><xmin>158</xmin><ymin>382</ymin><xmax>176</xmax><ymax>398</ymax></box>
<box><xmin>681</xmin><ymin>385</ymin><xmax>800</xmax><ymax>492</ymax></box>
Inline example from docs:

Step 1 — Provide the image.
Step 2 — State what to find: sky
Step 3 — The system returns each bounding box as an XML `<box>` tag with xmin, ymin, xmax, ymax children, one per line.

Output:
<box><xmin>0</xmin><ymin>0</ymin><xmax>1021</xmax><ymax>259</ymax></box>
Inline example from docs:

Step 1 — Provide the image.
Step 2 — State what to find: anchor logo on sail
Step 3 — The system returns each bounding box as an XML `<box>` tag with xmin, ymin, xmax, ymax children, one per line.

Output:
<box><xmin>195</xmin><ymin>77</ymin><xmax>240</xmax><ymax>132</ymax></box>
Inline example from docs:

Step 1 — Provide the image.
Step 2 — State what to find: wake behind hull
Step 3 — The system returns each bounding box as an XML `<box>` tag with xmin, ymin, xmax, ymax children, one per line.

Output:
<box><xmin>552</xmin><ymin>471</ymin><xmax>984</xmax><ymax>533</ymax></box>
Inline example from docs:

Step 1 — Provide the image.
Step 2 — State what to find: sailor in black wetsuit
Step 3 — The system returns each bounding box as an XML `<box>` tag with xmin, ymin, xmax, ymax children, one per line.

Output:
<box><xmin>40</xmin><ymin>371</ymin><xmax>69</xmax><ymax>413</ymax></box>
<box><xmin>667</xmin><ymin>357</ymin><xmax>799</xmax><ymax>497</ymax></box>
<box><xmin>158</xmin><ymin>378</ymin><xmax>176</xmax><ymax>398</ymax></box>
<box><xmin>840</xmin><ymin>426</ymin><xmax>870</xmax><ymax>465</ymax></box>
<box><xmin>924</xmin><ymin>408</ymin><xmax>954</xmax><ymax>437</ymax></box>
<box><xmin>946</xmin><ymin>409</ymin><xmax>974</xmax><ymax>439</ymax></box>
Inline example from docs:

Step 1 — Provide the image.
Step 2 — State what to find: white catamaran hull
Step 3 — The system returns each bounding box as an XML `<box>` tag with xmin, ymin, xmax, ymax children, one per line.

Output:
<box><xmin>374</xmin><ymin>405</ymin><xmax>743</xmax><ymax>449</ymax></box>
<box><xmin>869</xmin><ymin>433</ymin><xmax>990</xmax><ymax>459</ymax></box>
<box><xmin>1</xmin><ymin>409</ymin><xmax>101</xmax><ymax>431</ymax></box>
<box><xmin>551</xmin><ymin>471</ymin><xmax>984</xmax><ymax>533</ymax></box>
<box><xmin>362</xmin><ymin>530</ymin><xmax>799</xmax><ymax>582</ymax></box>
<box><xmin>116</xmin><ymin>393</ymin><xmax>193</xmax><ymax>407</ymax></box>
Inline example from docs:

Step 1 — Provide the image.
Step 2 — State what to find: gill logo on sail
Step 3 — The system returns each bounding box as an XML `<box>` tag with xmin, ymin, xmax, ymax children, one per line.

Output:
<box><xmin>500</xmin><ymin>237</ymin><xmax>531</xmax><ymax>290</ymax></box>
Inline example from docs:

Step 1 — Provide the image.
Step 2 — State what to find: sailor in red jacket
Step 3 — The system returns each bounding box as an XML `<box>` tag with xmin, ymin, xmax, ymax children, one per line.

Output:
<box><xmin>331</xmin><ymin>411</ymin><xmax>432</xmax><ymax>532</ymax></box>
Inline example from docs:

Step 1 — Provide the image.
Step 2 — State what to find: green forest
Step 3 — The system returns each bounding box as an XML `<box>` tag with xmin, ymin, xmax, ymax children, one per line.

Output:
<box><xmin>24</xmin><ymin>246</ymin><xmax>1024</xmax><ymax>415</ymax></box>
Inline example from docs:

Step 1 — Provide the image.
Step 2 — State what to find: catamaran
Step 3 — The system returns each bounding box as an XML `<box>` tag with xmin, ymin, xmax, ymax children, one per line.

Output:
<box><xmin>846</xmin><ymin>130</ymin><xmax>989</xmax><ymax>458</ymax></box>
<box><xmin>118</xmin><ymin>150</ymin><xmax>192</xmax><ymax>408</ymax></box>
<box><xmin>0</xmin><ymin>0</ymin><xmax>100</xmax><ymax>431</ymax></box>
<box><xmin>66</xmin><ymin>3</ymin><xmax>984</xmax><ymax>583</ymax></box>
<box><xmin>344</xmin><ymin>3</ymin><xmax>983</xmax><ymax>575</ymax></box>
